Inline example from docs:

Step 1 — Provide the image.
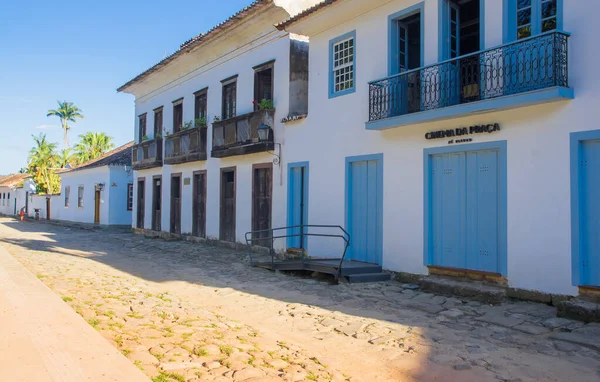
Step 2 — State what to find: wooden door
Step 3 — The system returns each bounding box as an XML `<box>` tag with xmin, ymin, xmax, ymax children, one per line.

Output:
<box><xmin>137</xmin><ymin>179</ymin><xmax>145</xmax><ymax>229</ymax></box>
<box><xmin>25</xmin><ymin>192</ymin><xmax>29</xmax><ymax>214</ymax></box>
<box><xmin>252</xmin><ymin>164</ymin><xmax>272</xmax><ymax>247</ymax></box>
<box><xmin>288</xmin><ymin>165</ymin><xmax>308</xmax><ymax>249</ymax></box>
<box><xmin>46</xmin><ymin>198</ymin><xmax>51</xmax><ymax>220</ymax></box>
<box><xmin>170</xmin><ymin>174</ymin><xmax>181</xmax><ymax>235</ymax></box>
<box><xmin>431</xmin><ymin>149</ymin><xmax>500</xmax><ymax>273</ymax></box>
<box><xmin>578</xmin><ymin>139</ymin><xmax>600</xmax><ymax>286</ymax></box>
<box><xmin>94</xmin><ymin>190</ymin><xmax>100</xmax><ymax>224</ymax></box>
<box><xmin>220</xmin><ymin>168</ymin><xmax>236</xmax><ymax>242</ymax></box>
<box><xmin>152</xmin><ymin>177</ymin><xmax>161</xmax><ymax>231</ymax></box>
<box><xmin>192</xmin><ymin>171</ymin><xmax>206</xmax><ymax>238</ymax></box>
<box><xmin>347</xmin><ymin>158</ymin><xmax>382</xmax><ymax>264</ymax></box>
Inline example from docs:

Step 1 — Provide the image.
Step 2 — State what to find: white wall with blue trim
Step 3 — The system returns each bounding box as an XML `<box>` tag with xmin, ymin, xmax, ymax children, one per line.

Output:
<box><xmin>281</xmin><ymin>0</ymin><xmax>597</xmax><ymax>295</ymax></box>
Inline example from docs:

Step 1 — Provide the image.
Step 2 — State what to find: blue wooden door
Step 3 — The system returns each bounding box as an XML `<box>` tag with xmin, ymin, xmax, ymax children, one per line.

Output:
<box><xmin>579</xmin><ymin>140</ymin><xmax>600</xmax><ymax>287</ymax></box>
<box><xmin>347</xmin><ymin>159</ymin><xmax>382</xmax><ymax>264</ymax></box>
<box><xmin>431</xmin><ymin>149</ymin><xmax>500</xmax><ymax>273</ymax></box>
<box><xmin>288</xmin><ymin>165</ymin><xmax>308</xmax><ymax>249</ymax></box>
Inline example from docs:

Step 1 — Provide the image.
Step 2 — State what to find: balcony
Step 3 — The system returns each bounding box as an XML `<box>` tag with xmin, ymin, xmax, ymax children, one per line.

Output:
<box><xmin>132</xmin><ymin>139</ymin><xmax>163</xmax><ymax>170</ymax></box>
<box><xmin>164</xmin><ymin>127</ymin><xmax>207</xmax><ymax>165</ymax></box>
<box><xmin>367</xmin><ymin>31</ymin><xmax>573</xmax><ymax>130</ymax></box>
<box><xmin>211</xmin><ymin>109</ymin><xmax>275</xmax><ymax>158</ymax></box>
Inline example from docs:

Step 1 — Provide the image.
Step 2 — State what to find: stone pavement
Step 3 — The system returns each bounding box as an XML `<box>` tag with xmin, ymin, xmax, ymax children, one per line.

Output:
<box><xmin>1</xmin><ymin>217</ymin><xmax>600</xmax><ymax>381</ymax></box>
<box><xmin>0</xmin><ymin>243</ymin><xmax>149</xmax><ymax>382</ymax></box>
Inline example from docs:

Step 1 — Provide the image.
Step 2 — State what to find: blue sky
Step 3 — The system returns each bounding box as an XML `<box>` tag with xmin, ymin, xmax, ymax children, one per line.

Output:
<box><xmin>0</xmin><ymin>0</ymin><xmax>254</xmax><ymax>175</ymax></box>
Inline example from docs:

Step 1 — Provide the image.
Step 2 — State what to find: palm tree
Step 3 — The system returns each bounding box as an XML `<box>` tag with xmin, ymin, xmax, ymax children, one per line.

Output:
<box><xmin>46</xmin><ymin>101</ymin><xmax>84</xmax><ymax>148</ymax></box>
<box><xmin>28</xmin><ymin>133</ymin><xmax>59</xmax><ymax>194</ymax></box>
<box><xmin>73</xmin><ymin>132</ymin><xmax>115</xmax><ymax>163</ymax></box>
<box><xmin>57</xmin><ymin>149</ymin><xmax>76</xmax><ymax>168</ymax></box>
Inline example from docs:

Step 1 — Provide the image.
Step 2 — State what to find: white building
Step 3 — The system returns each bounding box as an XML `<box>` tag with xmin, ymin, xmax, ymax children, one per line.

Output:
<box><xmin>0</xmin><ymin>174</ymin><xmax>35</xmax><ymax>217</ymax></box>
<box><xmin>118</xmin><ymin>1</ymin><xmax>309</xmax><ymax>247</ymax></box>
<box><xmin>274</xmin><ymin>0</ymin><xmax>599</xmax><ymax>297</ymax></box>
<box><xmin>119</xmin><ymin>0</ymin><xmax>598</xmax><ymax>298</ymax></box>
<box><xmin>48</xmin><ymin>142</ymin><xmax>135</xmax><ymax>226</ymax></box>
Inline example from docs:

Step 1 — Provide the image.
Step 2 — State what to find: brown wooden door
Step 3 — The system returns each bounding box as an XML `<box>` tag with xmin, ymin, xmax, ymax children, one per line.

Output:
<box><xmin>170</xmin><ymin>175</ymin><xmax>181</xmax><ymax>235</ymax></box>
<box><xmin>94</xmin><ymin>190</ymin><xmax>100</xmax><ymax>224</ymax></box>
<box><xmin>152</xmin><ymin>177</ymin><xmax>161</xmax><ymax>231</ymax></box>
<box><xmin>46</xmin><ymin>198</ymin><xmax>51</xmax><ymax>220</ymax></box>
<box><xmin>137</xmin><ymin>179</ymin><xmax>145</xmax><ymax>229</ymax></box>
<box><xmin>220</xmin><ymin>168</ymin><xmax>236</xmax><ymax>242</ymax></box>
<box><xmin>193</xmin><ymin>171</ymin><xmax>206</xmax><ymax>238</ymax></box>
<box><xmin>252</xmin><ymin>164</ymin><xmax>272</xmax><ymax>247</ymax></box>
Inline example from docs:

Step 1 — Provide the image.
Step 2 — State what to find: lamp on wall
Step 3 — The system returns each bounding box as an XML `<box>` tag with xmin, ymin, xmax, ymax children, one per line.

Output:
<box><xmin>257</xmin><ymin>123</ymin><xmax>281</xmax><ymax>166</ymax></box>
<box><xmin>97</xmin><ymin>183</ymin><xmax>105</xmax><ymax>192</ymax></box>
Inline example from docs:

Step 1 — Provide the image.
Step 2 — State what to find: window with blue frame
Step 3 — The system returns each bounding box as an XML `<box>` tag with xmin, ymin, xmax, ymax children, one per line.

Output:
<box><xmin>329</xmin><ymin>31</ymin><xmax>356</xmax><ymax>98</ymax></box>
<box><xmin>506</xmin><ymin>0</ymin><xmax>561</xmax><ymax>42</ymax></box>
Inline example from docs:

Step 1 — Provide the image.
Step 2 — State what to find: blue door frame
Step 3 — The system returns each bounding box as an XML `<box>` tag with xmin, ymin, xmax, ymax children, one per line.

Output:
<box><xmin>345</xmin><ymin>154</ymin><xmax>384</xmax><ymax>265</ymax></box>
<box><xmin>570</xmin><ymin>130</ymin><xmax>600</xmax><ymax>287</ymax></box>
<box><xmin>287</xmin><ymin>162</ymin><xmax>309</xmax><ymax>249</ymax></box>
<box><xmin>423</xmin><ymin>141</ymin><xmax>508</xmax><ymax>276</ymax></box>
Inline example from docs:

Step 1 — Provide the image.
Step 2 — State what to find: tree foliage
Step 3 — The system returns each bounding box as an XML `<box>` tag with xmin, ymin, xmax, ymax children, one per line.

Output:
<box><xmin>74</xmin><ymin>132</ymin><xmax>115</xmax><ymax>163</ymax></box>
<box><xmin>27</xmin><ymin>134</ymin><xmax>61</xmax><ymax>194</ymax></box>
<box><xmin>47</xmin><ymin>101</ymin><xmax>84</xmax><ymax>148</ymax></box>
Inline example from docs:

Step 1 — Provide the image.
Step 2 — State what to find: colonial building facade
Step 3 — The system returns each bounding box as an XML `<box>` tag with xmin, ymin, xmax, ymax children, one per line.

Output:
<box><xmin>120</xmin><ymin>0</ymin><xmax>596</xmax><ymax>297</ymax></box>
<box><xmin>118</xmin><ymin>1</ymin><xmax>308</xmax><ymax>249</ymax></box>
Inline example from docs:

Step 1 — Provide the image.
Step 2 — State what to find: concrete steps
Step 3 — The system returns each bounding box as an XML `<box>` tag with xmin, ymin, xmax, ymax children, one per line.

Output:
<box><xmin>346</xmin><ymin>272</ymin><xmax>391</xmax><ymax>283</ymax></box>
<box><xmin>419</xmin><ymin>276</ymin><xmax>507</xmax><ymax>305</ymax></box>
<box><xmin>556</xmin><ymin>299</ymin><xmax>600</xmax><ymax>323</ymax></box>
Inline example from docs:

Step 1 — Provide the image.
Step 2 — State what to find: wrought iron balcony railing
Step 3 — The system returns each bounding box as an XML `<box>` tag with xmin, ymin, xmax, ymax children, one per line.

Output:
<box><xmin>369</xmin><ymin>31</ymin><xmax>569</xmax><ymax>122</ymax></box>
<box><xmin>132</xmin><ymin>139</ymin><xmax>163</xmax><ymax>170</ymax></box>
<box><xmin>164</xmin><ymin>127</ymin><xmax>207</xmax><ymax>165</ymax></box>
<box><xmin>211</xmin><ymin>109</ymin><xmax>275</xmax><ymax>158</ymax></box>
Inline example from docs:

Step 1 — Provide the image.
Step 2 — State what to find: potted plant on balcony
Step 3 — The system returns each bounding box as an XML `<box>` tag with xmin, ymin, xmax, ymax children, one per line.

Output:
<box><xmin>181</xmin><ymin>121</ymin><xmax>193</xmax><ymax>131</ymax></box>
<box><xmin>141</xmin><ymin>134</ymin><xmax>149</xmax><ymax>142</ymax></box>
<box><xmin>194</xmin><ymin>117</ymin><xmax>207</xmax><ymax>129</ymax></box>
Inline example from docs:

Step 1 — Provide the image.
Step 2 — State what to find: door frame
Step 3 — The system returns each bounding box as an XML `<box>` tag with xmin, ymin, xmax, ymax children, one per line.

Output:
<box><xmin>152</xmin><ymin>175</ymin><xmax>162</xmax><ymax>231</ymax></box>
<box><xmin>570</xmin><ymin>129</ymin><xmax>600</xmax><ymax>286</ymax></box>
<box><xmin>46</xmin><ymin>197</ymin><xmax>51</xmax><ymax>220</ymax></box>
<box><xmin>251</xmin><ymin>163</ymin><xmax>273</xmax><ymax>246</ymax></box>
<box><xmin>137</xmin><ymin>177</ymin><xmax>145</xmax><ymax>229</ymax></box>
<box><xmin>423</xmin><ymin>140</ymin><xmax>507</xmax><ymax>275</ymax></box>
<box><xmin>287</xmin><ymin>162</ymin><xmax>310</xmax><ymax>249</ymax></box>
<box><xmin>170</xmin><ymin>172</ymin><xmax>182</xmax><ymax>235</ymax></box>
<box><xmin>192</xmin><ymin>170</ymin><xmax>207</xmax><ymax>238</ymax></box>
<box><xmin>220</xmin><ymin>166</ymin><xmax>236</xmax><ymax>242</ymax></box>
<box><xmin>345</xmin><ymin>153</ymin><xmax>384</xmax><ymax>265</ymax></box>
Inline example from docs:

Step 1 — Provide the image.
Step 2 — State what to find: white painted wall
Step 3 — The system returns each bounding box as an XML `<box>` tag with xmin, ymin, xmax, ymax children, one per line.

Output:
<box><xmin>0</xmin><ymin>186</ymin><xmax>17</xmax><ymax>215</ymax></box>
<box><xmin>280</xmin><ymin>0</ymin><xmax>600</xmax><ymax>295</ymax></box>
<box><xmin>131</xmin><ymin>31</ymin><xmax>292</xmax><ymax>247</ymax></box>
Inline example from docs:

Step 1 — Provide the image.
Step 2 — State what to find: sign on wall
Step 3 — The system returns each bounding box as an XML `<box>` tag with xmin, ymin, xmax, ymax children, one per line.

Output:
<box><xmin>183</xmin><ymin>177</ymin><xmax>191</xmax><ymax>186</ymax></box>
<box><xmin>425</xmin><ymin>123</ymin><xmax>501</xmax><ymax>144</ymax></box>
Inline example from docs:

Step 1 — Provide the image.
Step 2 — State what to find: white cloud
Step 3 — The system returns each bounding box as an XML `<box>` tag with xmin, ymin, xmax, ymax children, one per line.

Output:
<box><xmin>35</xmin><ymin>124</ymin><xmax>60</xmax><ymax>130</ymax></box>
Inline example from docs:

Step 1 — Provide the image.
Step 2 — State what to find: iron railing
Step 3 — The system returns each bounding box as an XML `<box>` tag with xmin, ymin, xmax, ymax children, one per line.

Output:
<box><xmin>369</xmin><ymin>31</ymin><xmax>569</xmax><ymax>121</ymax></box>
<box><xmin>132</xmin><ymin>139</ymin><xmax>163</xmax><ymax>170</ymax></box>
<box><xmin>212</xmin><ymin>109</ymin><xmax>275</xmax><ymax>150</ymax></box>
<box><xmin>245</xmin><ymin>225</ymin><xmax>351</xmax><ymax>280</ymax></box>
<box><xmin>164</xmin><ymin>127</ymin><xmax>207</xmax><ymax>164</ymax></box>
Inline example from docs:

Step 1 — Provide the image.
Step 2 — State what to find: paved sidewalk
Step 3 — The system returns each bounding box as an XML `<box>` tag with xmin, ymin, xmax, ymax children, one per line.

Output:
<box><xmin>0</xmin><ymin>245</ymin><xmax>148</xmax><ymax>382</ymax></box>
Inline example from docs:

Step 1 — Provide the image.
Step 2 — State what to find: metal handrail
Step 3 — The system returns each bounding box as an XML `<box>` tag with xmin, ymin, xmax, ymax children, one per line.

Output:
<box><xmin>244</xmin><ymin>224</ymin><xmax>351</xmax><ymax>280</ymax></box>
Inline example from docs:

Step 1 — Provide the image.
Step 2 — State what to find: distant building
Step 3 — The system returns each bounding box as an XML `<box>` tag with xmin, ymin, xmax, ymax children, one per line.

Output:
<box><xmin>0</xmin><ymin>174</ymin><xmax>36</xmax><ymax>216</ymax></box>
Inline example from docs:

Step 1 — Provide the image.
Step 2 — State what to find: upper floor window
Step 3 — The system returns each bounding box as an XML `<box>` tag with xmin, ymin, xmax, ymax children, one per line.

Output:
<box><xmin>172</xmin><ymin>98</ymin><xmax>183</xmax><ymax>133</ymax></box>
<box><xmin>154</xmin><ymin>107</ymin><xmax>163</xmax><ymax>138</ymax></box>
<box><xmin>329</xmin><ymin>31</ymin><xmax>356</xmax><ymax>98</ymax></box>
<box><xmin>138</xmin><ymin>114</ymin><xmax>147</xmax><ymax>142</ymax></box>
<box><xmin>194</xmin><ymin>89</ymin><xmax>208</xmax><ymax>121</ymax></box>
<box><xmin>506</xmin><ymin>0</ymin><xmax>561</xmax><ymax>42</ymax></box>
<box><xmin>65</xmin><ymin>186</ymin><xmax>70</xmax><ymax>207</ymax></box>
<box><xmin>127</xmin><ymin>183</ymin><xmax>133</xmax><ymax>211</ymax></box>
<box><xmin>254</xmin><ymin>61</ymin><xmax>274</xmax><ymax>110</ymax></box>
<box><xmin>222</xmin><ymin>76</ymin><xmax>237</xmax><ymax>120</ymax></box>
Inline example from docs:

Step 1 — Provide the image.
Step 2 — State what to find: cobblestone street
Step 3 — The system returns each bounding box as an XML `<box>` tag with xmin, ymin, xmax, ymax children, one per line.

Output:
<box><xmin>1</xmin><ymin>217</ymin><xmax>599</xmax><ymax>381</ymax></box>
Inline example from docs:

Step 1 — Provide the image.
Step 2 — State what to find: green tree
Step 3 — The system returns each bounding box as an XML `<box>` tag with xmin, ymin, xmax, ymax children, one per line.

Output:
<box><xmin>57</xmin><ymin>149</ymin><xmax>77</xmax><ymax>168</ymax></box>
<box><xmin>46</xmin><ymin>101</ymin><xmax>84</xmax><ymax>148</ymax></box>
<box><xmin>73</xmin><ymin>132</ymin><xmax>115</xmax><ymax>163</ymax></box>
<box><xmin>27</xmin><ymin>133</ymin><xmax>61</xmax><ymax>194</ymax></box>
